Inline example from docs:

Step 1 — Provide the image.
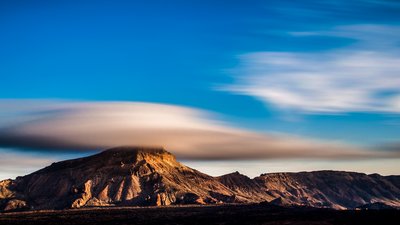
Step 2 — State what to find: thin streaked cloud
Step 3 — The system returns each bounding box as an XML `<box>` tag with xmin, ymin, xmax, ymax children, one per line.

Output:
<box><xmin>223</xmin><ymin>25</ymin><xmax>400</xmax><ymax>114</ymax></box>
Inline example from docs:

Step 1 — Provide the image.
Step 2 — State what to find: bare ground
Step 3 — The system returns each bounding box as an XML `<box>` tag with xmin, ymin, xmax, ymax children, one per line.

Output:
<box><xmin>0</xmin><ymin>204</ymin><xmax>399</xmax><ymax>225</ymax></box>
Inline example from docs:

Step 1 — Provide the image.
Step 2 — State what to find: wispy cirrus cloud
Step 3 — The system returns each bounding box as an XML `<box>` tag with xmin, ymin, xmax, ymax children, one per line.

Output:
<box><xmin>223</xmin><ymin>25</ymin><xmax>400</xmax><ymax>114</ymax></box>
<box><xmin>290</xmin><ymin>24</ymin><xmax>400</xmax><ymax>49</ymax></box>
<box><xmin>0</xmin><ymin>100</ymin><xmax>391</xmax><ymax>160</ymax></box>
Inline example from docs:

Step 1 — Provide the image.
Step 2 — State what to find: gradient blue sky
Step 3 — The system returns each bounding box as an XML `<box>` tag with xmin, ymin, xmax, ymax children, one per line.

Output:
<box><xmin>1</xmin><ymin>0</ymin><xmax>400</xmax><ymax>178</ymax></box>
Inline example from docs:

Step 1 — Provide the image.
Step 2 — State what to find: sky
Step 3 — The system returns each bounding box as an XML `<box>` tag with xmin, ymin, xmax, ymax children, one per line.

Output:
<box><xmin>1</xmin><ymin>0</ymin><xmax>400</xmax><ymax>179</ymax></box>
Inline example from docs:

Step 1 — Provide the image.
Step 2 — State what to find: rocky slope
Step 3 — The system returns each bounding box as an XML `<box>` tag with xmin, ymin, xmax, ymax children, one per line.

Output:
<box><xmin>217</xmin><ymin>172</ymin><xmax>273</xmax><ymax>202</ymax></box>
<box><xmin>254</xmin><ymin>171</ymin><xmax>400</xmax><ymax>209</ymax></box>
<box><xmin>0</xmin><ymin>147</ymin><xmax>234</xmax><ymax>211</ymax></box>
<box><xmin>218</xmin><ymin>170</ymin><xmax>400</xmax><ymax>209</ymax></box>
<box><xmin>1</xmin><ymin>147</ymin><xmax>400</xmax><ymax>211</ymax></box>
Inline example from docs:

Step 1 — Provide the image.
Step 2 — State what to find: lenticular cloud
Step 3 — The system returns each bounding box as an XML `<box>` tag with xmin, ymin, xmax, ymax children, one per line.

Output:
<box><xmin>0</xmin><ymin>100</ymin><xmax>391</xmax><ymax>159</ymax></box>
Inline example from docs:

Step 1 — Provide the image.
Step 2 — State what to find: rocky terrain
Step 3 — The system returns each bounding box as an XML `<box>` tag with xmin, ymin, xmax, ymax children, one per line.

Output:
<box><xmin>254</xmin><ymin>171</ymin><xmax>400</xmax><ymax>209</ymax></box>
<box><xmin>1</xmin><ymin>147</ymin><xmax>399</xmax><ymax>211</ymax></box>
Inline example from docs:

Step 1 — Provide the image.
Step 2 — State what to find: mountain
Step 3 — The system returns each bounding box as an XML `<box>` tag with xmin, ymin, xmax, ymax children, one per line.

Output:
<box><xmin>217</xmin><ymin>171</ymin><xmax>272</xmax><ymax>202</ymax></box>
<box><xmin>1</xmin><ymin>147</ymin><xmax>400</xmax><ymax>211</ymax></box>
<box><xmin>0</xmin><ymin>147</ymin><xmax>234</xmax><ymax>211</ymax></box>
<box><xmin>219</xmin><ymin>170</ymin><xmax>400</xmax><ymax>209</ymax></box>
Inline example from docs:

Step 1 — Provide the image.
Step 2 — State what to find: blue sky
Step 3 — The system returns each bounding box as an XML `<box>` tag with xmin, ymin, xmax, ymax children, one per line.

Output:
<box><xmin>1</xmin><ymin>0</ymin><xmax>400</xmax><ymax>178</ymax></box>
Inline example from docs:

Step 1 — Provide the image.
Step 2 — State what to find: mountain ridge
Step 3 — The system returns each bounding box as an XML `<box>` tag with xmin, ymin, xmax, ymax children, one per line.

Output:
<box><xmin>1</xmin><ymin>147</ymin><xmax>400</xmax><ymax>211</ymax></box>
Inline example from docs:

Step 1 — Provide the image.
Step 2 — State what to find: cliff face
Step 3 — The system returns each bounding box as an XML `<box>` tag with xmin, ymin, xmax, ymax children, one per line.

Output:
<box><xmin>1</xmin><ymin>147</ymin><xmax>400</xmax><ymax>211</ymax></box>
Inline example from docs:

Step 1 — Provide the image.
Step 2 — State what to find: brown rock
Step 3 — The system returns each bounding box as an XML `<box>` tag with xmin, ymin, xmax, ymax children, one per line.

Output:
<box><xmin>3</xmin><ymin>199</ymin><xmax>28</xmax><ymax>211</ymax></box>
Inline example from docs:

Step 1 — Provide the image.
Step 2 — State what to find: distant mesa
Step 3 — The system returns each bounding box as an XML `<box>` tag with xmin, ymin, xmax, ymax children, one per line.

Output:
<box><xmin>1</xmin><ymin>146</ymin><xmax>400</xmax><ymax>212</ymax></box>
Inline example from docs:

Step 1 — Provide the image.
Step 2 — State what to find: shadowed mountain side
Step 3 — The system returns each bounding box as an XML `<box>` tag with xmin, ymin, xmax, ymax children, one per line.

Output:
<box><xmin>217</xmin><ymin>172</ymin><xmax>273</xmax><ymax>202</ymax></box>
<box><xmin>254</xmin><ymin>171</ymin><xmax>400</xmax><ymax>209</ymax></box>
<box><xmin>1</xmin><ymin>147</ymin><xmax>400</xmax><ymax>211</ymax></box>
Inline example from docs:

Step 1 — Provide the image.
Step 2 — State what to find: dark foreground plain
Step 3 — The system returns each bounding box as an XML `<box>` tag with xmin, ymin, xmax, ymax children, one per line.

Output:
<box><xmin>0</xmin><ymin>204</ymin><xmax>399</xmax><ymax>225</ymax></box>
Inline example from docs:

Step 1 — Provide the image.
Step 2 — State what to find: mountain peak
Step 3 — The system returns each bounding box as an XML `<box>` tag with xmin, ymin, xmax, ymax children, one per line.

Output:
<box><xmin>95</xmin><ymin>146</ymin><xmax>175</xmax><ymax>163</ymax></box>
<box><xmin>219</xmin><ymin>171</ymin><xmax>249</xmax><ymax>180</ymax></box>
<box><xmin>31</xmin><ymin>146</ymin><xmax>176</xmax><ymax>176</ymax></box>
<box><xmin>100</xmin><ymin>146</ymin><xmax>169</xmax><ymax>154</ymax></box>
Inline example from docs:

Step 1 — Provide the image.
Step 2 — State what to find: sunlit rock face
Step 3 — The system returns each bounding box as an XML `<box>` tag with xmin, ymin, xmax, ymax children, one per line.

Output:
<box><xmin>1</xmin><ymin>147</ymin><xmax>400</xmax><ymax>211</ymax></box>
<box><xmin>0</xmin><ymin>147</ymin><xmax>234</xmax><ymax>210</ymax></box>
